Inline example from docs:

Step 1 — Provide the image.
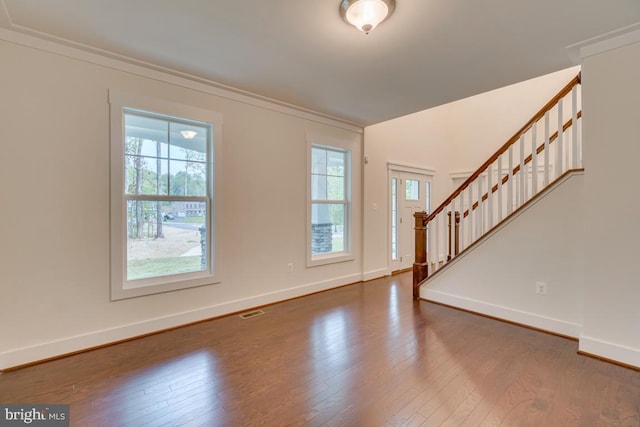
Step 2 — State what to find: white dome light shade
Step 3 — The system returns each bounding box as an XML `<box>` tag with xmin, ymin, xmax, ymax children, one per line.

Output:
<box><xmin>180</xmin><ymin>130</ymin><xmax>198</xmax><ymax>139</ymax></box>
<box><xmin>340</xmin><ymin>0</ymin><xmax>395</xmax><ymax>34</ymax></box>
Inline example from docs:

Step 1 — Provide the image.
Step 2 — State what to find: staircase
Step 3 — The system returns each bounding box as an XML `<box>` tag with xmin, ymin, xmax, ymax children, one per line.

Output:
<box><xmin>412</xmin><ymin>75</ymin><xmax>583</xmax><ymax>298</ymax></box>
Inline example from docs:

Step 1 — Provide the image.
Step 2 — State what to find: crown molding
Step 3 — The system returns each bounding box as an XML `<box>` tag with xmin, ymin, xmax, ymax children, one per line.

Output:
<box><xmin>566</xmin><ymin>21</ymin><xmax>640</xmax><ymax>64</ymax></box>
<box><xmin>0</xmin><ymin>16</ymin><xmax>364</xmax><ymax>134</ymax></box>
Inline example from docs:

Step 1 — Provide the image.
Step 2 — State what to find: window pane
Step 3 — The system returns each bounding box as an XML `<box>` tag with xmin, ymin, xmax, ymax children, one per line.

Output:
<box><xmin>309</xmin><ymin>144</ymin><xmax>349</xmax><ymax>261</ymax></box>
<box><xmin>311</xmin><ymin>203</ymin><xmax>345</xmax><ymax>255</ymax></box>
<box><xmin>125</xmin><ymin>115</ymin><xmax>169</xmax><ymax>158</ymax></box>
<box><xmin>406</xmin><ymin>179</ymin><xmax>420</xmax><ymax>200</ymax></box>
<box><xmin>126</xmin><ymin>200</ymin><xmax>207</xmax><ymax>281</ymax></box>
<box><xmin>425</xmin><ymin>182</ymin><xmax>431</xmax><ymax>213</ymax></box>
<box><xmin>124</xmin><ymin>113</ymin><xmax>170</xmax><ymax>196</ymax></box>
<box><xmin>391</xmin><ymin>177</ymin><xmax>398</xmax><ymax>260</ymax></box>
<box><xmin>312</xmin><ymin>146</ymin><xmax>346</xmax><ymax>202</ymax></box>
<box><xmin>125</xmin><ymin>155</ymin><xmax>168</xmax><ymax>195</ymax></box>
<box><xmin>169</xmin><ymin>122</ymin><xmax>208</xmax><ymax>161</ymax></box>
<box><xmin>391</xmin><ymin>226</ymin><xmax>397</xmax><ymax>260</ymax></box>
<box><xmin>169</xmin><ymin>160</ymin><xmax>207</xmax><ymax>197</ymax></box>
<box><xmin>327</xmin><ymin>176</ymin><xmax>344</xmax><ymax>200</ymax></box>
<box><xmin>124</xmin><ymin>137</ymin><xmax>168</xmax><ymax>158</ymax></box>
<box><xmin>312</xmin><ymin>174</ymin><xmax>327</xmax><ymax>200</ymax></box>
<box><xmin>327</xmin><ymin>151</ymin><xmax>344</xmax><ymax>177</ymax></box>
<box><xmin>311</xmin><ymin>147</ymin><xmax>327</xmax><ymax>174</ymax></box>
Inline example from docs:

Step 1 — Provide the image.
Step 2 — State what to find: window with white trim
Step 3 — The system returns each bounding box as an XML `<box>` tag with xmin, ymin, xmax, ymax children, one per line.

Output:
<box><xmin>109</xmin><ymin>91</ymin><xmax>222</xmax><ymax>300</ymax></box>
<box><xmin>308</xmin><ymin>140</ymin><xmax>352</xmax><ymax>266</ymax></box>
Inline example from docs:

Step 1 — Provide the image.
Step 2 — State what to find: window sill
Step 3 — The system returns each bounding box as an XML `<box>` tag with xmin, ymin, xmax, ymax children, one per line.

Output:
<box><xmin>307</xmin><ymin>252</ymin><xmax>354</xmax><ymax>268</ymax></box>
<box><xmin>112</xmin><ymin>274</ymin><xmax>221</xmax><ymax>301</ymax></box>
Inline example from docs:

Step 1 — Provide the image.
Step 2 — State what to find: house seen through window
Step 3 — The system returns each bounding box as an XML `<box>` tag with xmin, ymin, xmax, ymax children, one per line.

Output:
<box><xmin>123</xmin><ymin>111</ymin><xmax>211</xmax><ymax>281</ymax></box>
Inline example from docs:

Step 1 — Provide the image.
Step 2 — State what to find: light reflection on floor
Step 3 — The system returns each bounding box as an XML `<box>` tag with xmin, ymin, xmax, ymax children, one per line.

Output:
<box><xmin>388</xmin><ymin>282</ymin><xmax>401</xmax><ymax>337</ymax></box>
<box><xmin>113</xmin><ymin>350</ymin><xmax>219</xmax><ymax>424</ymax></box>
<box><xmin>309</xmin><ymin>308</ymin><xmax>351</xmax><ymax>415</ymax></box>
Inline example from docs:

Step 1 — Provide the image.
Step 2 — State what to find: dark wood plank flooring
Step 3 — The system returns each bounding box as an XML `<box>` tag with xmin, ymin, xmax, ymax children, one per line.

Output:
<box><xmin>1</xmin><ymin>272</ymin><xmax>639</xmax><ymax>426</ymax></box>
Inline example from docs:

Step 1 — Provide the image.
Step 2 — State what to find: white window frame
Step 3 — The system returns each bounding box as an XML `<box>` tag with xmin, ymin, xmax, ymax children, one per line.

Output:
<box><xmin>109</xmin><ymin>90</ymin><xmax>222</xmax><ymax>300</ymax></box>
<box><xmin>307</xmin><ymin>133</ymin><xmax>353</xmax><ymax>267</ymax></box>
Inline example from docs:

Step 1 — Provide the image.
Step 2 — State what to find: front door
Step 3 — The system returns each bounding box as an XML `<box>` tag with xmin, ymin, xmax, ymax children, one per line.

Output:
<box><xmin>390</xmin><ymin>172</ymin><xmax>431</xmax><ymax>272</ymax></box>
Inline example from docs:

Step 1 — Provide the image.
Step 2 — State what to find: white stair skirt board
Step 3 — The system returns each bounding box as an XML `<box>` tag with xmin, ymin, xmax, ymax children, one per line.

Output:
<box><xmin>422</xmin><ymin>289</ymin><xmax>582</xmax><ymax>338</ymax></box>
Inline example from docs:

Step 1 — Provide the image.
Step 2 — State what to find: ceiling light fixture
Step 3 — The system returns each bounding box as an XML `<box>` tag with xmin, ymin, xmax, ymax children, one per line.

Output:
<box><xmin>180</xmin><ymin>130</ymin><xmax>198</xmax><ymax>139</ymax></box>
<box><xmin>340</xmin><ymin>0</ymin><xmax>395</xmax><ymax>34</ymax></box>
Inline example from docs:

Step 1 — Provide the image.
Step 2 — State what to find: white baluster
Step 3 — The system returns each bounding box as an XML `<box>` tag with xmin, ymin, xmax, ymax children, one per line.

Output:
<box><xmin>434</xmin><ymin>215</ymin><xmax>439</xmax><ymax>271</ymax></box>
<box><xmin>568</xmin><ymin>131</ymin><xmax>573</xmax><ymax>170</ymax></box>
<box><xmin>519</xmin><ymin>134</ymin><xmax>526</xmax><ymax>205</ymax></box>
<box><xmin>532</xmin><ymin>123</ymin><xmax>538</xmax><ymax>194</ymax></box>
<box><xmin>544</xmin><ymin>111</ymin><xmax>550</xmax><ymax>187</ymax></box>
<box><xmin>460</xmin><ymin>190</ymin><xmax>465</xmax><ymax>251</ymax></box>
<box><xmin>508</xmin><ymin>145</ymin><xmax>513</xmax><ymax>215</ymax></box>
<box><xmin>487</xmin><ymin>164</ymin><xmax>493</xmax><ymax>229</ymax></box>
<box><xmin>450</xmin><ymin>199</ymin><xmax>456</xmax><ymax>259</ymax></box>
<box><xmin>497</xmin><ymin>156</ymin><xmax>503</xmax><ymax>222</ymax></box>
<box><xmin>442</xmin><ymin>209</ymin><xmax>448</xmax><ymax>263</ymax></box>
<box><xmin>477</xmin><ymin>175</ymin><xmax>483</xmax><ymax>236</ymax></box>
<box><xmin>557</xmin><ymin>98</ymin><xmax>563</xmax><ymax>177</ymax></box>
<box><xmin>572</xmin><ymin>86</ymin><xmax>578</xmax><ymax>169</ymax></box>
<box><xmin>467</xmin><ymin>186</ymin><xmax>473</xmax><ymax>245</ymax></box>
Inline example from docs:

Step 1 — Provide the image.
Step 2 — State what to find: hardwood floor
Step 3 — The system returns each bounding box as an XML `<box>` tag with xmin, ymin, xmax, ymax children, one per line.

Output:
<box><xmin>1</xmin><ymin>272</ymin><xmax>639</xmax><ymax>426</ymax></box>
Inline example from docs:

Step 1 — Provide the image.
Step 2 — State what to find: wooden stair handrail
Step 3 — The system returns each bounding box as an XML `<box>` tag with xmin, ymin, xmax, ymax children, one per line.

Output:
<box><xmin>424</xmin><ymin>73</ymin><xmax>581</xmax><ymax>224</ymax></box>
<box><xmin>463</xmin><ymin>110</ymin><xmax>582</xmax><ymax>217</ymax></box>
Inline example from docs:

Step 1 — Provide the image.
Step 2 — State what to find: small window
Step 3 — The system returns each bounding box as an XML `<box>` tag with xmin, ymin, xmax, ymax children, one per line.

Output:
<box><xmin>308</xmin><ymin>137</ymin><xmax>352</xmax><ymax>266</ymax></box>
<box><xmin>109</xmin><ymin>91</ymin><xmax>222</xmax><ymax>299</ymax></box>
<box><xmin>405</xmin><ymin>179</ymin><xmax>420</xmax><ymax>200</ymax></box>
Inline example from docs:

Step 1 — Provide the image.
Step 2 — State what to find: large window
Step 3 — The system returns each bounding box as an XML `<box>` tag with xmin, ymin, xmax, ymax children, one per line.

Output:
<box><xmin>308</xmin><ymin>141</ymin><xmax>352</xmax><ymax>266</ymax></box>
<box><xmin>110</xmin><ymin>91</ymin><xmax>222</xmax><ymax>299</ymax></box>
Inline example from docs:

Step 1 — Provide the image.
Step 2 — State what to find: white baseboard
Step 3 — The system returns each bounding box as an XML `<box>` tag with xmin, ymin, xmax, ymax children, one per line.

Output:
<box><xmin>422</xmin><ymin>289</ymin><xmax>582</xmax><ymax>338</ymax></box>
<box><xmin>362</xmin><ymin>268</ymin><xmax>389</xmax><ymax>281</ymax></box>
<box><xmin>579</xmin><ymin>335</ymin><xmax>640</xmax><ymax>369</ymax></box>
<box><xmin>0</xmin><ymin>273</ymin><xmax>362</xmax><ymax>370</ymax></box>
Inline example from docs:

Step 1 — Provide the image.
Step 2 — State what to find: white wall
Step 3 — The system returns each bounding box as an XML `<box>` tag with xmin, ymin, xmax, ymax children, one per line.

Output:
<box><xmin>363</xmin><ymin>67</ymin><xmax>580</xmax><ymax>278</ymax></box>
<box><xmin>581</xmin><ymin>38</ymin><xmax>640</xmax><ymax>367</ymax></box>
<box><xmin>0</xmin><ymin>33</ymin><xmax>362</xmax><ymax>369</ymax></box>
<box><xmin>421</xmin><ymin>172</ymin><xmax>585</xmax><ymax>338</ymax></box>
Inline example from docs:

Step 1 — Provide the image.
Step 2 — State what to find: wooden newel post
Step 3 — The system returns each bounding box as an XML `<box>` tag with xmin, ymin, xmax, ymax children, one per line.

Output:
<box><xmin>413</xmin><ymin>211</ymin><xmax>429</xmax><ymax>300</ymax></box>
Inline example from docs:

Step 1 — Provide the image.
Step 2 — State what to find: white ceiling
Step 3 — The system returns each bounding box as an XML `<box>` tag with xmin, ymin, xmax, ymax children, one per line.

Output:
<box><xmin>2</xmin><ymin>0</ymin><xmax>639</xmax><ymax>126</ymax></box>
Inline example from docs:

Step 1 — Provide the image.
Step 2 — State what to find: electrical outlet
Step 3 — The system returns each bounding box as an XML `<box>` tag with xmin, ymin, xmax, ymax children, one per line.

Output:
<box><xmin>536</xmin><ymin>281</ymin><xmax>547</xmax><ymax>295</ymax></box>
<box><xmin>287</xmin><ymin>263</ymin><xmax>294</xmax><ymax>273</ymax></box>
